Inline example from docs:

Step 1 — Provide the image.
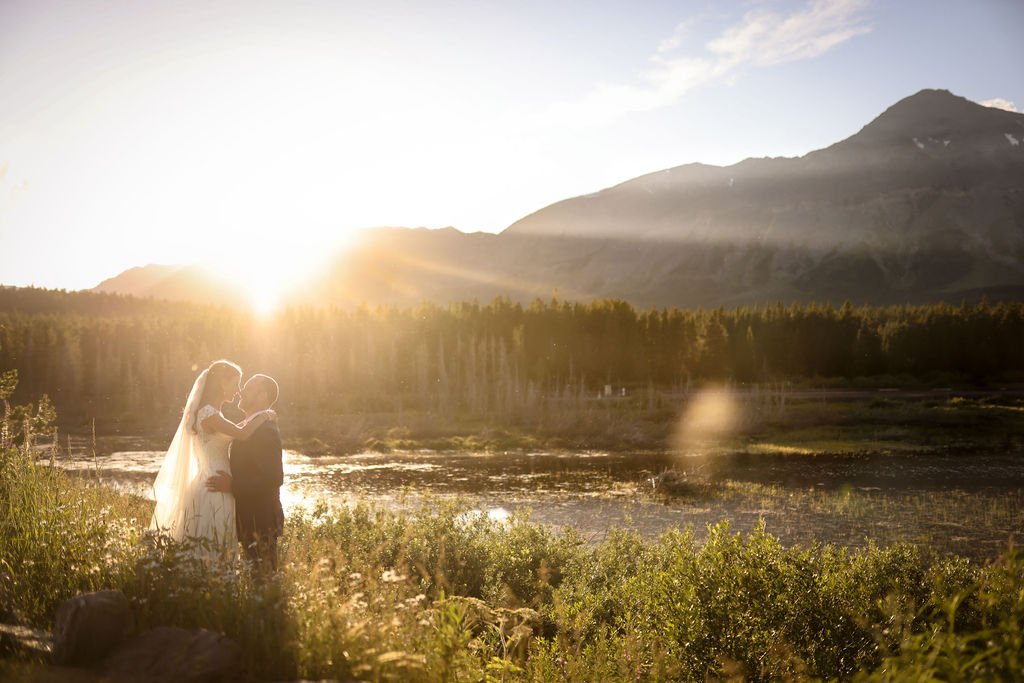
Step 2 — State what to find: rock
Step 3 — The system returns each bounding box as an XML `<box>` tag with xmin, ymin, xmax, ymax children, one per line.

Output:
<box><xmin>52</xmin><ymin>590</ymin><xmax>135</xmax><ymax>666</ymax></box>
<box><xmin>102</xmin><ymin>626</ymin><xmax>242</xmax><ymax>683</ymax></box>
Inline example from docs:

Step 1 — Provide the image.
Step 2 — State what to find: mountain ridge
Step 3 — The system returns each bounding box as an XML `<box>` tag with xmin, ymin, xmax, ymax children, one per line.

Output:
<box><xmin>92</xmin><ymin>89</ymin><xmax>1024</xmax><ymax>309</ymax></box>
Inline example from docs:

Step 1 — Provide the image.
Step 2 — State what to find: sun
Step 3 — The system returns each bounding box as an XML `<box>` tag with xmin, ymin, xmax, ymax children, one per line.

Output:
<box><xmin>246</xmin><ymin>274</ymin><xmax>288</xmax><ymax>317</ymax></box>
<box><xmin>243</xmin><ymin>249</ymin><xmax>315</xmax><ymax>317</ymax></box>
<box><xmin>192</xmin><ymin>206</ymin><xmax>370</xmax><ymax>316</ymax></box>
<box><xmin>206</xmin><ymin>244</ymin><xmax>320</xmax><ymax>317</ymax></box>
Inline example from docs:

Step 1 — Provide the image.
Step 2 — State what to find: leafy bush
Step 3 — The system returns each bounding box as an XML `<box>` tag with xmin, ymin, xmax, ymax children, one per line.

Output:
<box><xmin>0</xmin><ymin>413</ymin><xmax>146</xmax><ymax>626</ymax></box>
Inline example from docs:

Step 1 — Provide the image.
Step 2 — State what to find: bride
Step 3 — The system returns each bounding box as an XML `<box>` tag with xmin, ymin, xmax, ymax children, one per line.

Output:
<box><xmin>150</xmin><ymin>360</ymin><xmax>275</xmax><ymax>555</ymax></box>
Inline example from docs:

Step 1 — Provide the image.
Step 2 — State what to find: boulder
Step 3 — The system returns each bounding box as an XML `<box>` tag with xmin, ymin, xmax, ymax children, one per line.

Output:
<box><xmin>52</xmin><ymin>590</ymin><xmax>134</xmax><ymax>666</ymax></box>
<box><xmin>102</xmin><ymin>626</ymin><xmax>242</xmax><ymax>683</ymax></box>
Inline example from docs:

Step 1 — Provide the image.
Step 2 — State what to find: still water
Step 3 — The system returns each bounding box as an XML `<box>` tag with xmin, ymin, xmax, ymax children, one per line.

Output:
<box><xmin>54</xmin><ymin>440</ymin><xmax>1024</xmax><ymax>558</ymax></box>
<box><xmin>58</xmin><ymin>447</ymin><xmax>687</xmax><ymax>538</ymax></box>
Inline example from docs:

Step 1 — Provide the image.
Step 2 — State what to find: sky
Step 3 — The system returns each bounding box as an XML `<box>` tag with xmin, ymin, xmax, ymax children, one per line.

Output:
<box><xmin>1</xmin><ymin>0</ymin><xmax>1022</xmax><ymax>292</ymax></box>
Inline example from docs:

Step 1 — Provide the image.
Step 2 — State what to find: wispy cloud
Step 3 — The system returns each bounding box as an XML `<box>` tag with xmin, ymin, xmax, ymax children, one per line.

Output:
<box><xmin>980</xmin><ymin>98</ymin><xmax>1018</xmax><ymax>113</ymax></box>
<box><xmin>706</xmin><ymin>0</ymin><xmax>871</xmax><ymax>67</ymax></box>
<box><xmin>656</xmin><ymin>19</ymin><xmax>696</xmax><ymax>55</ymax></box>
<box><xmin>551</xmin><ymin>0</ymin><xmax>871</xmax><ymax>127</ymax></box>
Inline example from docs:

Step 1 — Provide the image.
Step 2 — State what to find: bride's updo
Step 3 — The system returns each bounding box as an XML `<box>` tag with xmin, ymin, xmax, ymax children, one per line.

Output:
<box><xmin>207</xmin><ymin>359</ymin><xmax>242</xmax><ymax>385</ymax></box>
<box><xmin>191</xmin><ymin>359</ymin><xmax>242</xmax><ymax>433</ymax></box>
<box><xmin>202</xmin><ymin>359</ymin><xmax>242</xmax><ymax>402</ymax></box>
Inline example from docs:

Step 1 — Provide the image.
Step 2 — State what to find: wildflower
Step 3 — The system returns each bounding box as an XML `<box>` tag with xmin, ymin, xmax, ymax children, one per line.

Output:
<box><xmin>401</xmin><ymin>594</ymin><xmax>426</xmax><ymax>609</ymax></box>
<box><xmin>380</xmin><ymin>569</ymin><xmax>406</xmax><ymax>583</ymax></box>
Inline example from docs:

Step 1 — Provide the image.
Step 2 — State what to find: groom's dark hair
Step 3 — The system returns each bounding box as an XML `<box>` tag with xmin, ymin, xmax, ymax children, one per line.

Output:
<box><xmin>253</xmin><ymin>374</ymin><xmax>279</xmax><ymax>407</ymax></box>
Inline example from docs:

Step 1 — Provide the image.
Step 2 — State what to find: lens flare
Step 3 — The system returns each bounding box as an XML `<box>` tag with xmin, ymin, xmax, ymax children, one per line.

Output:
<box><xmin>673</xmin><ymin>386</ymin><xmax>740</xmax><ymax>454</ymax></box>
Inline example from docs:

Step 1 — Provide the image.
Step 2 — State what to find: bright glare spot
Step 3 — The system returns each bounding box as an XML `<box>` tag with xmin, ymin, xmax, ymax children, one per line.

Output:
<box><xmin>226</xmin><ymin>250</ymin><xmax>304</xmax><ymax>317</ymax></box>
<box><xmin>206</xmin><ymin>231</ymin><xmax>358</xmax><ymax>316</ymax></box>
<box><xmin>242</xmin><ymin>252</ymin><xmax>296</xmax><ymax>317</ymax></box>
<box><xmin>486</xmin><ymin>506</ymin><xmax>511</xmax><ymax>523</ymax></box>
<box><xmin>673</xmin><ymin>386</ymin><xmax>739</xmax><ymax>453</ymax></box>
<box><xmin>280</xmin><ymin>486</ymin><xmax>328</xmax><ymax>517</ymax></box>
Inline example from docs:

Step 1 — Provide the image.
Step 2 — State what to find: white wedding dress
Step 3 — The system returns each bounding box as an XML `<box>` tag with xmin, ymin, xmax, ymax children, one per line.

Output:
<box><xmin>150</xmin><ymin>370</ymin><xmax>237</xmax><ymax>558</ymax></box>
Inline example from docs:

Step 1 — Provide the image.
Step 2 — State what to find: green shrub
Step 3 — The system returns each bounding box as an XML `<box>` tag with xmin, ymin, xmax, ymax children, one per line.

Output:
<box><xmin>0</xmin><ymin>443</ymin><xmax>147</xmax><ymax>626</ymax></box>
<box><xmin>3</xmin><ymin>419</ymin><xmax>1022</xmax><ymax>681</ymax></box>
<box><xmin>858</xmin><ymin>549</ymin><xmax>1024</xmax><ymax>681</ymax></box>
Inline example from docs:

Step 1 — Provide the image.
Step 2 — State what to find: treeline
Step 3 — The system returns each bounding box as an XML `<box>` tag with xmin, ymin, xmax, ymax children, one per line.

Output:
<box><xmin>1</xmin><ymin>287</ymin><xmax>1023</xmax><ymax>425</ymax></box>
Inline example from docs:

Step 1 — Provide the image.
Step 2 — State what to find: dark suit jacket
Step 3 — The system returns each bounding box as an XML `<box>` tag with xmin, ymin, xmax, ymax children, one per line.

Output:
<box><xmin>230</xmin><ymin>421</ymin><xmax>284</xmax><ymax>542</ymax></box>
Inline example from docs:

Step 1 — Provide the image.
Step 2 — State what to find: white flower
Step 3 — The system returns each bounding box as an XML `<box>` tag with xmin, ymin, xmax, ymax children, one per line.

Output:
<box><xmin>380</xmin><ymin>569</ymin><xmax>407</xmax><ymax>583</ymax></box>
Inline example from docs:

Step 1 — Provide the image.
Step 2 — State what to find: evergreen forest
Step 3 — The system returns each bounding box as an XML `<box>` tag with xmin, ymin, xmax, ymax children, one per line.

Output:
<box><xmin>2</xmin><ymin>286</ymin><xmax>1022</xmax><ymax>429</ymax></box>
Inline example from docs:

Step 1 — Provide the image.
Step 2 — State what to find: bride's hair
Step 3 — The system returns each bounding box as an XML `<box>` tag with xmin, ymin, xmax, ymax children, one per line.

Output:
<box><xmin>207</xmin><ymin>359</ymin><xmax>242</xmax><ymax>385</ymax></box>
<box><xmin>190</xmin><ymin>360</ymin><xmax>242</xmax><ymax>433</ymax></box>
<box><xmin>205</xmin><ymin>360</ymin><xmax>242</xmax><ymax>402</ymax></box>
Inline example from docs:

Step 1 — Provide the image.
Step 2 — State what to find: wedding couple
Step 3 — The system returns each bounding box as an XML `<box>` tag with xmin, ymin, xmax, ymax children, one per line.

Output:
<box><xmin>149</xmin><ymin>360</ymin><xmax>285</xmax><ymax>569</ymax></box>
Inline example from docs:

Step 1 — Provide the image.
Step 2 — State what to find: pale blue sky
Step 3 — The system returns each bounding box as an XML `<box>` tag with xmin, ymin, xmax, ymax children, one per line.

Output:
<box><xmin>1</xmin><ymin>0</ymin><xmax>1021</xmax><ymax>291</ymax></box>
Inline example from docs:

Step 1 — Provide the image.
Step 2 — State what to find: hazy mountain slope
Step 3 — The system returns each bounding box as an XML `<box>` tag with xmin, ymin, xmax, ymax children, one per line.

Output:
<box><xmin>507</xmin><ymin>89</ymin><xmax>1024</xmax><ymax>243</ymax></box>
<box><xmin>93</xmin><ymin>264</ymin><xmax>247</xmax><ymax>304</ymax></box>
<box><xmin>93</xmin><ymin>89</ymin><xmax>1024</xmax><ymax>309</ymax></box>
<box><xmin>500</xmin><ymin>89</ymin><xmax>1024</xmax><ymax>303</ymax></box>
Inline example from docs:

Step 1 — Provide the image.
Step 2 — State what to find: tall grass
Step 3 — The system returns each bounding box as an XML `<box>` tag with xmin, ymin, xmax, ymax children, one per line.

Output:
<box><xmin>2</xmin><ymin>421</ymin><xmax>1022</xmax><ymax>679</ymax></box>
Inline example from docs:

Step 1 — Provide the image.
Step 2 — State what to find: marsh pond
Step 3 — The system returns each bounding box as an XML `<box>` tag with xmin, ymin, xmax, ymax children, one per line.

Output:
<box><xmin>55</xmin><ymin>438</ymin><xmax>1024</xmax><ymax>563</ymax></box>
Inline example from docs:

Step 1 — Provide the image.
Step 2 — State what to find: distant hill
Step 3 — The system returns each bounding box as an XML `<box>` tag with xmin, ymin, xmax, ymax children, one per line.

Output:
<box><xmin>93</xmin><ymin>264</ymin><xmax>246</xmax><ymax>304</ymax></box>
<box><xmin>93</xmin><ymin>89</ymin><xmax>1024</xmax><ymax>308</ymax></box>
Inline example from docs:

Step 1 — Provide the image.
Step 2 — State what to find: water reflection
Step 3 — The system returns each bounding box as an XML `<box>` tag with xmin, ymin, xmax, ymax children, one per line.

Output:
<box><xmin>57</xmin><ymin>448</ymin><xmax>684</xmax><ymax>533</ymax></box>
<box><xmin>54</xmin><ymin>447</ymin><xmax>1024</xmax><ymax>558</ymax></box>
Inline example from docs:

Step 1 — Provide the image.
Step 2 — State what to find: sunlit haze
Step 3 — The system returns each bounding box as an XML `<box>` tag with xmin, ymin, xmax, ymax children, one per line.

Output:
<box><xmin>1</xmin><ymin>0</ymin><xmax>1021</xmax><ymax>298</ymax></box>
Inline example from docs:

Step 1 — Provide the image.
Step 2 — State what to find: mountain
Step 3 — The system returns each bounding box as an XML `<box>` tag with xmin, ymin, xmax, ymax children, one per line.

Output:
<box><xmin>93</xmin><ymin>264</ymin><xmax>246</xmax><ymax>302</ymax></box>
<box><xmin>93</xmin><ymin>89</ymin><xmax>1024</xmax><ymax>309</ymax></box>
<box><xmin>508</xmin><ymin>89</ymin><xmax>1024</xmax><ymax>242</ymax></box>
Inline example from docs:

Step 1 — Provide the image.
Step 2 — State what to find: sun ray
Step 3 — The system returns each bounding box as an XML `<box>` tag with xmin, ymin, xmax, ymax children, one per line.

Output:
<box><xmin>381</xmin><ymin>249</ymin><xmax>597</xmax><ymax>302</ymax></box>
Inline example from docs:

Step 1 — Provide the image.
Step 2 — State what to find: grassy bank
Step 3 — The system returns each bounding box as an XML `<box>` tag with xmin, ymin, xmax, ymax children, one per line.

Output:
<box><xmin>3</xmin><ymin>443</ymin><xmax>1023</xmax><ymax>681</ymax></box>
<box><xmin>280</xmin><ymin>389</ymin><xmax>1024</xmax><ymax>456</ymax></box>
<box><xmin>62</xmin><ymin>386</ymin><xmax>1024</xmax><ymax>457</ymax></box>
<box><xmin>651</xmin><ymin>478</ymin><xmax>1024</xmax><ymax>563</ymax></box>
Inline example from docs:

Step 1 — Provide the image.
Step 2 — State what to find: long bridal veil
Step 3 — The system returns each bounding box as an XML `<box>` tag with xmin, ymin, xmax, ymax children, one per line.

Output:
<box><xmin>149</xmin><ymin>369</ymin><xmax>208</xmax><ymax>540</ymax></box>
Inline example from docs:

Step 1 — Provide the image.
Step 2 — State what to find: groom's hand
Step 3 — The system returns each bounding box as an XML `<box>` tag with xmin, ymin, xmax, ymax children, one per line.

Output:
<box><xmin>206</xmin><ymin>470</ymin><xmax>233</xmax><ymax>493</ymax></box>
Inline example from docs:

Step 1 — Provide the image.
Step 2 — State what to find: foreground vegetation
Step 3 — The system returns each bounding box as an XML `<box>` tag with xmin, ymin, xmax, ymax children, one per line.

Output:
<box><xmin>3</xmin><ymin>399</ymin><xmax>1023</xmax><ymax>680</ymax></box>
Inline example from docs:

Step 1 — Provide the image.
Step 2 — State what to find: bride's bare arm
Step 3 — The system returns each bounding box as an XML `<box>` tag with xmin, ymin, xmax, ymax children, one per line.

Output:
<box><xmin>201</xmin><ymin>410</ymin><xmax>276</xmax><ymax>440</ymax></box>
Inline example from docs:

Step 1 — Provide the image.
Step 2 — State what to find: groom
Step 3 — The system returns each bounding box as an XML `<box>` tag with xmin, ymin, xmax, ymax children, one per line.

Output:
<box><xmin>206</xmin><ymin>374</ymin><xmax>284</xmax><ymax>570</ymax></box>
